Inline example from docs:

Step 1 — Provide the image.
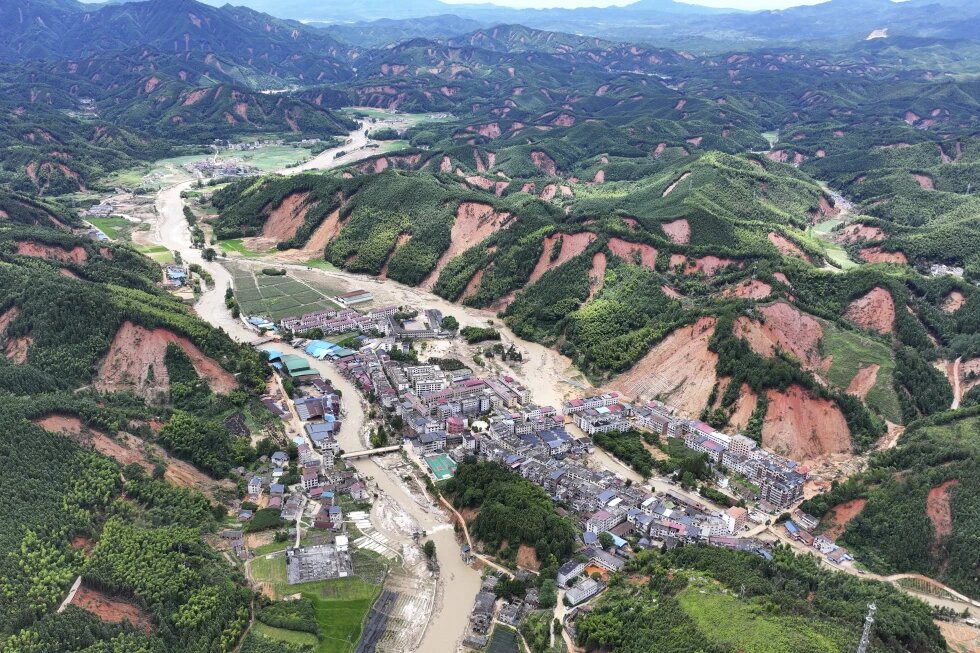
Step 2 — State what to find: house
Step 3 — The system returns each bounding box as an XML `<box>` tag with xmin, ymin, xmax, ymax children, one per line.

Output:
<box><xmin>271</xmin><ymin>451</ymin><xmax>289</xmax><ymax>467</ymax></box>
<box><xmin>302</xmin><ymin>470</ymin><xmax>320</xmax><ymax>490</ymax></box>
<box><xmin>565</xmin><ymin>578</ymin><xmax>604</xmax><ymax>606</ymax></box>
<box><xmin>237</xmin><ymin>510</ymin><xmax>253</xmax><ymax>522</ymax></box>
<box><xmin>247</xmin><ymin>476</ymin><xmax>263</xmax><ymax>497</ymax></box>
<box><xmin>586</xmin><ymin>509</ymin><xmax>625</xmax><ymax>534</ymax></box>
<box><xmin>418</xmin><ymin>430</ymin><xmax>447</xmax><ymax>454</ymax></box>
<box><xmin>336</xmin><ymin>289</ymin><xmax>374</xmax><ymax>306</ymax></box>
<box><xmin>725</xmin><ymin>507</ymin><xmax>748</xmax><ymax>533</ymax></box>
<box><xmin>349</xmin><ymin>482</ymin><xmax>370</xmax><ymax>501</ymax></box>
<box><xmin>557</xmin><ymin>560</ymin><xmax>586</xmax><ymax>587</ymax></box>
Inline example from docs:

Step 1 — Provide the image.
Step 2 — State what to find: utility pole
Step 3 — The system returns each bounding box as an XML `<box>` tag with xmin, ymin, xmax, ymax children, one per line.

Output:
<box><xmin>856</xmin><ymin>603</ymin><xmax>876</xmax><ymax>653</ymax></box>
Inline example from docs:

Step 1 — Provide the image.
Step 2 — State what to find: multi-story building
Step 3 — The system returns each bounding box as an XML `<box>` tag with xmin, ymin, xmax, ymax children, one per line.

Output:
<box><xmin>562</xmin><ymin>392</ymin><xmax>622</xmax><ymax>415</ymax></box>
<box><xmin>574</xmin><ymin>403</ymin><xmax>630</xmax><ymax>435</ymax></box>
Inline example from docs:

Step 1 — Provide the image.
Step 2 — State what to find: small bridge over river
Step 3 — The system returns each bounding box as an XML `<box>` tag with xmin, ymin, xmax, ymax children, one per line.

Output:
<box><xmin>340</xmin><ymin>445</ymin><xmax>403</xmax><ymax>460</ymax></box>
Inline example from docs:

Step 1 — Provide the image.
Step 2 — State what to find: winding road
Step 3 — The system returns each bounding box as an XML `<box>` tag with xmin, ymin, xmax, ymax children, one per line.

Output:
<box><xmin>148</xmin><ymin>122</ymin><xmax>485</xmax><ymax>653</ymax></box>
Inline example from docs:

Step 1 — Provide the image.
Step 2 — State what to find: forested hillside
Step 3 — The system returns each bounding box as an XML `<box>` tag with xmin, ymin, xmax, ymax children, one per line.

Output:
<box><xmin>0</xmin><ymin>220</ymin><xmax>274</xmax><ymax>648</ymax></box>
<box><xmin>575</xmin><ymin>545</ymin><xmax>946</xmax><ymax>653</ymax></box>
<box><xmin>801</xmin><ymin>406</ymin><xmax>980</xmax><ymax>598</ymax></box>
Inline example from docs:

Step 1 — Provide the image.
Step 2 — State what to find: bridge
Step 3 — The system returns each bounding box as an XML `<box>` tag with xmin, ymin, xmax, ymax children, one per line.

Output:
<box><xmin>340</xmin><ymin>445</ymin><xmax>403</xmax><ymax>460</ymax></box>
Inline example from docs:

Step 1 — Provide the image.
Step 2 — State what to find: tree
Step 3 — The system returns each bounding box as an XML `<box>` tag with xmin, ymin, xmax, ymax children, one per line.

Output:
<box><xmin>202</xmin><ymin>247</ymin><xmax>216</xmax><ymax>262</ymax></box>
<box><xmin>598</xmin><ymin>532</ymin><xmax>615</xmax><ymax>550</ymax></box>
<box><xmin>441</xmin><ymin>315</ymin><xmax>459</xmax><ymax>332</ymax></box>
<box><xmin>423</xmin><ymin>540</ymin><xmax>436</xmax><ymax>559</ymax></box>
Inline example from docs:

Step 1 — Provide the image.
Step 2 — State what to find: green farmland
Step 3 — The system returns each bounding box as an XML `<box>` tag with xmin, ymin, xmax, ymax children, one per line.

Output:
<box><xmin>229</xmin><ymin>264</ymin><xmax>341</xmax><ymax>320</ymax></box>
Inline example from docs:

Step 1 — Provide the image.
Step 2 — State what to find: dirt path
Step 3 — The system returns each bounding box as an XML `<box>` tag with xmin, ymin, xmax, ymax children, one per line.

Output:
<box><xmin>951</xmin><ymin>357</ymin><xmax>962</xmax><ymax>409</ymax></box>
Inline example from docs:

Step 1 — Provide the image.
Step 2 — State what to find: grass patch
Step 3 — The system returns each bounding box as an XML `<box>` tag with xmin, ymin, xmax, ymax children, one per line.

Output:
<box><xmin>87</xmin><ymin>216</ymin><xmax>133</xmax><ymax>240</ymax></box>
<box><xmin>678</xmin><ymin>583</ymin><xmax>845</xmax><ymax>653</ymax></box>
<box><xmin>820</xmin><ymin>322</ymin><xmax>903</xmax><ymax>423</ymax></box>
<box><xmin>251</xmin><ymin>556</ymin><xmax>381</xmax><ymax>653</ymax></box>
<box><xmin>219</xmin><ymin>239</ymin><xmax>272</xmax><ymax>258</ymax></box>
<box><xmin>136</xmin><ymin>244</ymin><xmax>174</xmax><ymax>264</ymax></box>
<box><xmin>252</xmin><ymin>622</ymin><xmax>319</xmax><ymax>647</ymax></box>
<box><xmin>303</xmin><ymin>259</ymin><xmax>339</xmax><ymax>271</ymax></box>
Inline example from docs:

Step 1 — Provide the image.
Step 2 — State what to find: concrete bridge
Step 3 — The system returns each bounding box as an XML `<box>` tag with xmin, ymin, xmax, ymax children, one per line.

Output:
<box><xmin>340</xmin><ymin>445</ymin><xmax>403</xmax><ymax>460</ymax></box>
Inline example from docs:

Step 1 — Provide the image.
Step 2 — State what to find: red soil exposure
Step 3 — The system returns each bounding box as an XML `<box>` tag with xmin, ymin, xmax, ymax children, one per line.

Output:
<box><xmin>669</xmin><ymin>254</ymin><xmax>738</xmax><ymax>276</ymax></box>
<box><xmin>773</xmin><ymin>272</ymin><xmax>791</xmax><ymax>287</ymax></box>
<box><xmin>424</xmin><ymin>202</ymin><xmax>511</xmax><ymax>289</ymax></box>
<box><xmin>181</xmin><ymin>88</ymin><xmax>208</xmax><ymax>106</ymax></box>
<box><xmin>517</xmin><ymin>544</ymin><xmax>541</xmax><ymax>571</ymax></box>
<box><xmin>527</xmin><ymin>232</ymin><xmax>597</xmax><ymax>286</ymax></box>
<box><xmin>6</xmin><ymin>336</ymin><xmax>32</xmax><ymax>364</ymax></box>
<box><xmin>926</xmin><ymin>480</ymin><xmax>958</xmax><ymax>552</ymax></box>
<box><xmin>440</xmin><ymin>156</ymin><xmax>452</xmax><ymax>173</ymax></box>
<box><xmin>592</xmin><ymin>169</ymin><xmax>605</xmax><ymax>184</ymax></box>
<box><xmin>823</xmin><ymin>498</ymin><xmax>866</xmax><ymax>540</ymax></box>
<box><xmin>0</xmin><ymin>307</ymin><xmax>18</xmax><ymax>334</ymax></box>
<box><xmin>379</xmin><ymin>233</ymin><xmax>411</xmax><ymax>278</ymax></box>
<box><xmin>539</xmin><ymin>184</ymin><xmax>557</xmax><ymax>201</ymax></box>
<box><xmin>913</xmin><ymin>173</ymin><xmax>935</xmax><ymax>191</ymax></box>
<box><xmin>261</xmin><ymin>192</ymin><xmax>310</xmax><ymax>242</ymax></box>
<box><xmin>859</xmin><ymin>246</ymin><xmax>907</xmax><ymax>265</ymax></box>
<box><xmin>520</xmin><ymin>182</ymin><xmax>536</xmax><ymax>194</ymax></box>
<box><xmin>767</xmin><ymin>150</ymin><xmax>789</xmax><ymax>163</ymax></box>
<box><xmin>95</xmin><ymin>321</ymin><xmax>238</xmax><ymax>400</ymax></box>
<box><xmin>607</xmin><ymin>238</ymin><xmax>657</xmax><ymax>269</ymax></box>
<box><xmin>662</xmin><ymin>172</ymin><xmax>691</xmax><ymax>197</ymax></box>
<box><xmin>727</xmin><ymin>385</ymin><xmax>759</xmax><ymax>431</ymax></box>
<box><xmin>734</xmin><ymin>302</ymin><xmax>826</xmax><ymax>373</ymax></box>
<box><xmin>686</xmin><ymin>136</ymin><xmax>703</xmax><ymax>147</ymax></box>
<box><xmin>553</xmin><ymin>114</ymin><xmax>575</xmax><ymax>127</ymax></box>
<box><xmin>531</xmin><ymin>151</ymin><xmax>557</xmax><ymax>176</ymax></box>
<box><xmin>653</xmin><ymin>143</ymin><xmax>667</xmax><ymax>157</ymax></box>
<box><xmin>461</xmin><ymin>268</ymin><xmax>485</xmax><ymax>301</ymax></box>
<box><xmin>960</xmin><ymin>358</ymin><xmax>980</xmax><ymax>394</ymax></box>
<box><xmin>846</xmin><ymin>363</ymin><xmax>880</xmax><ymax>399</ymax></box>
<box><xmin>16</xmin><ymin>241</ymin><xmax>87</xmax><ymax>265</ymax></box>
<box><xmin>845</xmin><ymin>287</ymin><xmax>895</xmax><ymax>335</ymax></box>
<box><xmin>587</xmin><ymin>252</ymin><xmax>607</xmax><ymax>300</ymax></box>
<box><xmin>662</xmin><ymin>218</ymin><xmax>691</xmax><ymax>244</ymax></box>
<box><xmin>724</xmin><ymin>279</ymin><xmax>772</xmax><ymax>300</ymax></box>
<box><xmin>475</xmin><ymin>123</ymin><xmax>501</xmax><ymax>138</ymax></box>
<box><xmin>661</xmin><ymin>285</ymin><xmax>683</xmax><ymax>299</ymax></box>
<box><xmin>71</xmin><ymin>585</ymin><xmax>153</xmax><ymax>634</ymax></box>
<box><xmin>818</xmin><ymin>195</ymin><xmax>838</xmax><ymax>218</ymax></box>
<box><xmin>613</xmin><ymin>318</ymin><xmax>718</xmax><ymax>415</ymax></box>
<box><xmin>285</xmin><ymin>208</ymin><xmax>343</xmax><ymax>261</ymax></box>
<box><xmin>942</xmin><ymin>291</ymin><xmax>966</xmax><ymax>314</ymax></box>
<box><xmin>834</xmin><ymin>223</ymin><xmax>886</xmax><ymax>244</ymax></box>
<box><xmin>768</xmin><ymin>232</ymin><xmax>807</xmax><ymax>259</ymax></box>
<box><xmin>763</xmin><ymin>384</ymin><xmax>851</xmax><ymax>461</ymax></box>
<box><xmin>35</xmin><ymin>415</ymin><xmax>153</xmax><ymax>471</ymax></box>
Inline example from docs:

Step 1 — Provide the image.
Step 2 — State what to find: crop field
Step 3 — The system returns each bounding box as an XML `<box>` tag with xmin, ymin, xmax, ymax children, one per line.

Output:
<box><xmin>229</xmin><ymin>264</ymin><xmax>340</xmax><ymax>320</ymax></box>
<box><xmin>135</xmin><ymin>244</ymin><xmax>174</xmax><ymax>264</ymax></box>
<box><xmin>487</xmin><ymin>626</ymin><xmax>522</xmax><ymax>653</ymax></box>
<box><xmin>87</xmin><ymin>216</ymin><xmax>133</xmax><ymax>240</ymax></box>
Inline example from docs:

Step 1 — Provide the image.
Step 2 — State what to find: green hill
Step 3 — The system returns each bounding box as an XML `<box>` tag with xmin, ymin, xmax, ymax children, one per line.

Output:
<box><xmin>575</xmin><ymin>545</ymin><xmax>945</xmax><ymax>653</ymax></box>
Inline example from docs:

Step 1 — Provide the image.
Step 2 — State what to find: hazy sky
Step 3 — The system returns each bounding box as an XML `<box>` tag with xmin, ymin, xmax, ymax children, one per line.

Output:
<box><xmin>440</xmin><ymin>0</ymin><xmax>830</xmax><ymax>8</ymax></box>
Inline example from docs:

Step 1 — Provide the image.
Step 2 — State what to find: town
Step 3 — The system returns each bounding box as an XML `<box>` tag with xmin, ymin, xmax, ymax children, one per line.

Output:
<box><xmin>229</xmin><ymin>292</ymin><xmax>862</xmax><ymax>649</ymax></box>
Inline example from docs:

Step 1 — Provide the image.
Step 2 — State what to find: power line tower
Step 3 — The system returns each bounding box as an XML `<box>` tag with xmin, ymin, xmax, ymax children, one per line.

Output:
<box><xmin>856</xmin><ymin>603</ymin><xmax>877</xmax><ymax>653</ymax></box>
